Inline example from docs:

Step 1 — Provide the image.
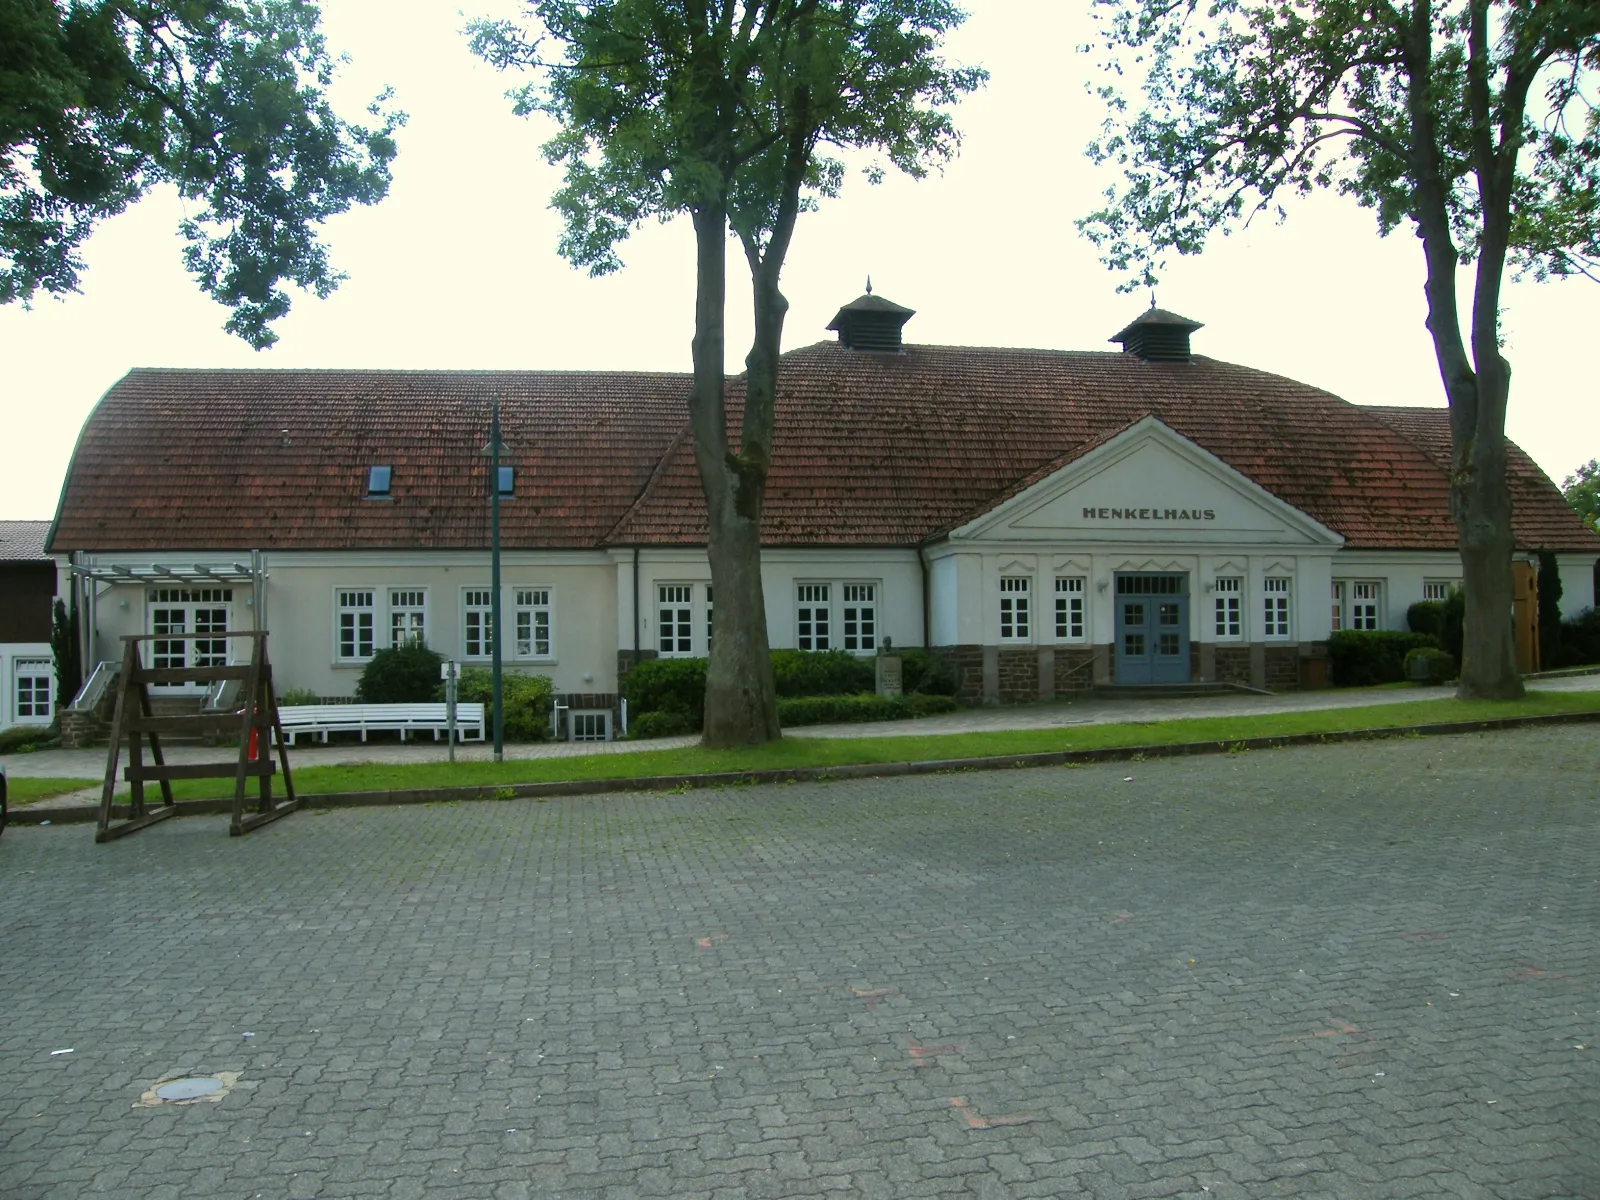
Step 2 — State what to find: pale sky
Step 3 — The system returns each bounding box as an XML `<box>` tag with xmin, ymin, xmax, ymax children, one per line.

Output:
<box><xmin>1</xmin><ymin>0</ymin><xmax>1594</xmax><ymax>521</ymax></box>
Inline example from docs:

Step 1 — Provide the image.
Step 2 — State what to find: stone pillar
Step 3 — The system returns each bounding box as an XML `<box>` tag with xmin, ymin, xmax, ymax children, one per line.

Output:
<box><xmin>1198</xmin><ymin>641</ymin><xmax>1216</xmax><ymax>683</ymax></box>
<box><xmin>1092</xmin><ymin>643</ymin><xmax>1112</xmax><ymax>685</ymax></box>
<box><xmin>982</xmin><ymin>645</ymin><xmax>1000</xmax><ymax>706</ymax></box>
<box><xmin>1249</xmin><ymin>642</ymin><xmax>1267</xmax><ymax>690</ymax></box>
<box><xmin>1037</xmin><ymin>647</ymin><xmax>1055</xmax><ymax>702</ymax></box>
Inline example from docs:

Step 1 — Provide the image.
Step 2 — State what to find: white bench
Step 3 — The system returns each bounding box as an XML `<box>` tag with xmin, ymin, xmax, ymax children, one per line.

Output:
<box><xmin>278</xmin><ymin>703</ymin><xmax>486</xmax><ymax>745</ymax></box>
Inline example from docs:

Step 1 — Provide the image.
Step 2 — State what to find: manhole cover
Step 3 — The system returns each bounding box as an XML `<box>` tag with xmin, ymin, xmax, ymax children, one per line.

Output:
<box><xmin>156</xmin><ymin>1076</ymin><xmax>224</xmax><ymax>1101</ymax></box>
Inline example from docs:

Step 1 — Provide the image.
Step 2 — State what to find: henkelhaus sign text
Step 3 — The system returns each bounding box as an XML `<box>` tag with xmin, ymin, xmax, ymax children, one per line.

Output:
<box><xmin>1083</xmin><ymin>507</ymin><xmax>1217</xmax><ymax>521</ymax></box>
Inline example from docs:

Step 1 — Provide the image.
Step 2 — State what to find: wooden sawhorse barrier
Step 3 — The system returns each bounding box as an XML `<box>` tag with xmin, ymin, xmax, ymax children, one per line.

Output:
<box><xmin>97</xmin><ymin>630</ymin><xmax>297</xmax><ymax>842</ymax></box>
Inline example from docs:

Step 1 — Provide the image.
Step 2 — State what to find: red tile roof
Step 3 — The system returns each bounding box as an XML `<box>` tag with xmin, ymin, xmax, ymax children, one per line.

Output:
<box><xmin>49</xmin><ymin>348</ymin><xmax>1600</xmax><ymax>555</ymax></box>
<box><xmin>49</xmin><ymin>369</ymin><xmax>691</xmax><ymax>551</ymax></box>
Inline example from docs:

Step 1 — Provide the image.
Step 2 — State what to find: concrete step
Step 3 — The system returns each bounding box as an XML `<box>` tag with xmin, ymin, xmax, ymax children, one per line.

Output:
<box><xmin>1090</xmin><ymin>682</ymin><xmax>1273</xmax><ymax>700</ymax></box>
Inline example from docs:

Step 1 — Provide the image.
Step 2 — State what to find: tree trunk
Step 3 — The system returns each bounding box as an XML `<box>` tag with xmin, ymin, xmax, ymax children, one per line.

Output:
<box><xmin>689</xmin><ymin>204</ymin><xmax>781</xmax><ymax>747</ymax></box>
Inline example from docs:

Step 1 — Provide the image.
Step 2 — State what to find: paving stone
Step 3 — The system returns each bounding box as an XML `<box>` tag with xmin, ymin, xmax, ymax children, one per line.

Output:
<box><xmin>1</xmin><ymin>726</ymin><xmax>1597</xmax><ymax>1199</ymax></box>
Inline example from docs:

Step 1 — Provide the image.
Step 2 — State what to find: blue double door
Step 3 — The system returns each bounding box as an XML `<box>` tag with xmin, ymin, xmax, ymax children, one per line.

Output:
<box><xmin>1114</xmin><ymin>573</ymin><xmax>1191</xmax><ymax>684</ymax></box>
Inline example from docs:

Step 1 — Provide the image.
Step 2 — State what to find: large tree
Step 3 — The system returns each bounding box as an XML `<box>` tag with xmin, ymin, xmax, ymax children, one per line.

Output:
<box><xmin>2</xmin><ymin>0</ymin><xmax>402</xmax><ymax>348</ymax></box>
<box><xmin>471</xmin><ymin>1</ymin><xmax>983</xmax><ymax>745</ymax></box>
<box><xmin>1079</xmin><ymin>0</ymin><xmax>1600</xmax><ymax>699</ymax></box>
<box><xmin>1564</xmin><ymin>458</ymin><xmax>1600</xmax><ymax>532</ymax></box>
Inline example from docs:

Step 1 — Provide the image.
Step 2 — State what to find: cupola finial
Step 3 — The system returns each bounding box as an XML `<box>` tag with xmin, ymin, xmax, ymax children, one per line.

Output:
<box><xmin>865</xmin><ymin>276</ymin><xmax>873</xmax><ymax>295</ymax></box>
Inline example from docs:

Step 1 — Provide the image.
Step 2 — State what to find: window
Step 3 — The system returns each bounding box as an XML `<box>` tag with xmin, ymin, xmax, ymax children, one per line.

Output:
<box><xmin>1423</xmin><ymin>580</ymin><xmax>1458</xmax><ymax>602</ymax></box>
<box><xmin>797</xmin><ymin>584</ymin><xmax>831</xmax><ymax>650</ymax></box>
<box><xmin>389</xmin><ymin>589</ymin><xmax>427</xmax><ymax>648</ymax></box>
<box><xmin>192</xmin><ymin>606</ymin><xmax>229</xmax><ymax>667</ymax></box>
<box><xmin>1331</xmin><ymin>581</ymin><xmax>1346</xmax><ymax>631</ymax></box>
<box><xmin>1263</xmin><ymin>577</ymin><xmax>1292</xmax><ymax>639</ymax></box>
<box><xmin>569</xmin><ymin>710</ymin><xmax>612</xmax><ymax>742</ymax></box>
<box><xmin>463</xmin><ymin>589</ymin><xmax>495</xmax><ymax>658</ymax></box>
<box><xmin>1214</xmin><ymin>577</ymin><xmax>1242</xmax><ymax>639</ymax></box>
<box><xmin>14</xmin><ymin>659</ymin><xmax>52</xmax><ymax>723</ymax></box>
<box><xmin>515</xmin><ymin>588</ymin><xmax>551</xmax><ymax>658</ymax></box>
<box><xmin>367</xmin><ymin>465</ymin><xmax>391</xmax><ymax>496</ymax></box>
<box><xmin>658</xmin><ymin>585</ymin><xmax>693</xmax><ymax>655</ymax></box>
<box><xmin>1054</xmin><ymin>577</ymin><xmax>1085</xmax><ymax>641</ymax></box>
<box><xmin>1000</xmin><ymin>576</ymin><xmax>1030</xmax><ymax>641</ymax></box>
<box><xmin>705</xmin><ymin>586</ymin><xmax>714</xmax><ymax>650</ymax></box>
<box><xmin>842</xmin><ymin>584</ymin><xmax>877</xmax><ymax>652</ymax></box>
<box><xmin>496</xmin><ymin>465</ymin><xmax>515</xmax><ymax>497</ymax></box>
<box><xmin>337</xmin><ymin>590</ymin><xmax>375</xmax><ymax>661</ymax></box>
<box><xmin>1350</xmin><ymin>581</ymin><xmax>1382</xmax><ymax>630</ymax></box>
<box><xmin>151</xmin><ymin>605</ymin><xmax>188</xmax><ymax>670</ymax></box>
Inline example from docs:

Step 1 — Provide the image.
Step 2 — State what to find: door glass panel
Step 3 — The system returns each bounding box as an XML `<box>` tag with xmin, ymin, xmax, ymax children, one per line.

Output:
<box><xmin>1124</xmin><ymin>633</ymin><xmax>1145</xmax><ymax>657</ymax></box>
<box><xmin>152</xmin><ymin>608</ymin><xmax>186</xmax><ymax>670</ymax></box>
<box><xmin>1123</xmin><ymin>603</ymin><xmax>1145</xmax><ymax>626</ymax></box>
<box><xmin>1158</xmin><ymin>603</ymin><xmax>1180</xmax><ymax>626</ymax></box>
<box><xmin>1158</xmin><ymin>632</ymin><xmax>1181</xmax><ymax>656</ymax></box>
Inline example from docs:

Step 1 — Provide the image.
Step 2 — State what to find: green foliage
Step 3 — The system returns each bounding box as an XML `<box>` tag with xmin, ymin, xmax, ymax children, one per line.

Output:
<box><xmin>1564</xmin><ymin>460</ymin><xmax>1600</xmax><ymax>532</ymax></box>
<box><xmin>895</xmin><ymin>648</ymin><xmax>959</xmax><ymax>697</ymax></box>
<box><xmin>629</xmin><ymin>709</ymin><xmax>699</xmax><ymax>740</ymax></box>
<box><xmin>455</xmin><ymin>668</ymin><xmax>554</xmax><ymax>742</ymax></box>
<box><xmin>1440</xmin><ymin>588</ymin><xmax>1466</xmax><ymax>664</ymax></box>
<box><xmin>0</xmin><ymin>724</ymin><xmax>58</xmax><ymax>754</ymax></box>
<box><xmin>1537</xmin><ymin>550</ymin><xmax>1564</xmax><ymax>668</ymax></box>
<box><xmin>356</xmin><ymin>643</ymin><xmax>444</xmax><ymax>704</ymax></box>
<box><xmin>1</xmin><ymin>0</ymin><xmax>403</xmax><ymax>346</ymax></box>
<box><xmin>625</xmin><ymin>658</ymin><xmax>709</xmax><ymax>726</ymax></box>
<box><xmin>1404</xmin><ymin>647</ymin><xmax>1458</xmax><ymax>685</ymax></box>
<box><xmin>1328</xmin><ymin>631</ymin><xmax>1441</xmax><ymax>687</ymax></box>
<box><xmin>1551</xmin><ymin>608</ymin><xmax>1600</xmax><ymax>668</ymax></box>
<box><xmin>278</xmin><ymin>686</ymin><xmax>320</xmax><ymax>706</ymax></box>
<box><xmin>50</xmin><ymin>598</ymin><xmax>79</xmax><ymax>710</ymax></box>
<box><xmin>1406</xmin><ymin>601</ymin><xmax>1445</xmax><ymax>639</ymax></box>
<box><xmin>777</xmin><ymin>692</ymin><xmax>959</xmax><ymax>727</ymax></box>
<box><xmin>770</xmin><ymin>649</ymin><xmax>875</xmax><ymax>698</ymax></box>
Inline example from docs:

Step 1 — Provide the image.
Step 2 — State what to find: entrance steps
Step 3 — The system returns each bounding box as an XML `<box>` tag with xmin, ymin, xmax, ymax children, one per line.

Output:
<box><xmin>1090</xmin><ymin>682</ymin><xmax>1274</xmax><ymax>700</ymax></box>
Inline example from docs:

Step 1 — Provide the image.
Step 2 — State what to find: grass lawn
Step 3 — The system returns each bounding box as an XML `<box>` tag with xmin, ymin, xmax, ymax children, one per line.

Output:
<box><xmin>44</xmin><ymin>687</ymin><xmax>1595</xmax><ymax>804</ymax></box>
<box><xmin>5</xmin><ymin>778</ymin><xmax>98</xmax><ymax>806</ymax></box>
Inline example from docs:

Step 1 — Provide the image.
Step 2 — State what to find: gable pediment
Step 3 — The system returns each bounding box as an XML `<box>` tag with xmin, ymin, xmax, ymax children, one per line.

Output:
<box><xmin>953</xmin><ymin>416</ymin><xmax>1343</xmax><ymax>547</ymax></box>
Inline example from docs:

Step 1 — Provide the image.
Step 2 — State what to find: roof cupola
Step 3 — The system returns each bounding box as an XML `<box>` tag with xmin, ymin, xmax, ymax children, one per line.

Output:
<box><xmin>826</xmin><ymin>280</ymin><xmax>915</xmax><ymax>352</ymax></box>
<box><xmin>1110</xmin><ymin>306</ymin><xmax>1204</xmax><ymax>363</ymax></box>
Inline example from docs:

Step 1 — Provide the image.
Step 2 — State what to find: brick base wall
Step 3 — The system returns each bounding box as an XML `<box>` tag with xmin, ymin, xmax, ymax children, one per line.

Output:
<box><xmin>1054</xmin><ymin>647</ymin><xmax>1097</xmax><ymax>693</ymax></box>
<box><xmin>933</xmin><ymin>646</ymin><xmax>985</xmax><ymax>706</ymax></box>
<box><xmin>1214</xmin><ymin>646</ymin><xmax>1252</xmax><ymax>685</ymax></box>
<box><xmin>997</xmin><ymin>648</ymin><xmax>1037</xmax><ymax>705</ymax></box>
<box><xmin>1264</xmin><ymin>646</ymin><xmax>1300</xmax><ymax>689</ymax></box>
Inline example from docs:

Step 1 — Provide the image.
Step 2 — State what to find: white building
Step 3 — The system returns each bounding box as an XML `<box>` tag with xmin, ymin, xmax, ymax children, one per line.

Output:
<box><xmin>47</xmin><ymin>298</ymin><xmax>1600</xmax><ymax>716</ymax></box>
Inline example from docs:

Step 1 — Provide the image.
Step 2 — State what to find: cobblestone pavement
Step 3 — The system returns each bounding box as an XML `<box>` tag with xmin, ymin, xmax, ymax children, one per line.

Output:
<box><xmin>9</xmin><ymin>675</ymin><xmax>1597</xmax><ymax>787</ymax></box>
<box><xmin>2</xmin><ymin>725</ymin><xmax>1596</xmax><ymax>1199</ymax></box>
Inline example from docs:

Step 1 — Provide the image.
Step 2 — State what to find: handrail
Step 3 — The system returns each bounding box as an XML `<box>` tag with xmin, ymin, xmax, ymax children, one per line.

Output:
<box><xmin>70</xmin><ymin>660</ymin><xmax>120</xmax><ymax>712</ymax></box>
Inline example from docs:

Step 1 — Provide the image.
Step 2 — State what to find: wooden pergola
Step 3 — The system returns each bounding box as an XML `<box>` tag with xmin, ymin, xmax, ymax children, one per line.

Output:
<box><xmin>97</xmin><ymin>630</ymin><xmax>296</xmax><ymax>841</ymax></box>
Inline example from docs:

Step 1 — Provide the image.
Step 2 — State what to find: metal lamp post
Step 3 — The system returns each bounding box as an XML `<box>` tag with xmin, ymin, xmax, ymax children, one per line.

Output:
<box><xmin>483</xmin><ymin>395</ymin><xmax>507</xmax><ymax>762</ymax></box>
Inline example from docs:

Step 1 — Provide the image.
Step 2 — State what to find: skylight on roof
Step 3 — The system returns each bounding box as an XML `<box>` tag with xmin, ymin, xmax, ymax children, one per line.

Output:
<box><xmin>497</xmin><ymin>466</ymin><xmax>515</xmax><ymax>497</ymax></box>
<box><xmin>368</xmin><ymin>465</ymin><xmax>392</xmax><ymax>496</ymax></box>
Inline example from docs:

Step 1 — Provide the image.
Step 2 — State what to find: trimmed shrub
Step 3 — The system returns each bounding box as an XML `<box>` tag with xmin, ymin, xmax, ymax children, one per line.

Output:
<box><xmin>1403</xmin><ymin>646</ymin><xmax>1457</xmax><ymax>684</ymax></box>
<box><xmin>776</xmin><ymin>692</ymin><xmax>960</xmax><ymax>727</ymax></box>
<box><xmin>455</xmin><ymin>668</ymin><xmax>554</xmax><ymax>741</ymax></box>
<box><xmin>770</xmin><ymin>649</ymin><xmax>875</xmax><ymax>698</ymax></box>
<box><xmin>1552</xmin><ymin>607</ymin><xmax>1600</xmax><ymax>668</ymax></box>
<box><xmin>1538</xmin><ymin>550</ymin><xmax>1563</xmax><ymax>667</ymax></box>
<box><xmin>0</xmin><ymin>725</ymin><xmax>58</xmax><ymax>754</ymax></box>
<box><xmin>1328</xmin><ymin>630</ymin><xmax>1440</xmax><ymax>687</ymax></box>
<box><xmin>624</xmin><ymin>657</ymin><xmax>708</xmax><ymax>725</ymax></box>
<box><xmin>356</xmin><ymin>643</ymin><xmax>445</xmax><ymax>703</ymax></box>
<box><xmin>1406</xmin><ymin>600</ymin><xmax>1445</xmax><ymax>639</ymax></box>
<box><xmin>896</xmin><ymin>648</ymin><xmax>958</xmax><ymax>697</ymax></box>
<box><xmin>1440</xmin><ymin>588</ymin><xmax>1465</xmax><ymax>664</ymax></box>
<box><xmin>629</xmin><ymin>709</ymin><xmax>698</xmax><ymax>739</ymax></box>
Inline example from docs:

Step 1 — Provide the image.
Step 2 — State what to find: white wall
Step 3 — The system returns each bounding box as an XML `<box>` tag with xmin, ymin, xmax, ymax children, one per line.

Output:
<box><xmin>1556</xmin><ymin>555</ymin><xmax>1599</xmax><ymax>618</ymax></box>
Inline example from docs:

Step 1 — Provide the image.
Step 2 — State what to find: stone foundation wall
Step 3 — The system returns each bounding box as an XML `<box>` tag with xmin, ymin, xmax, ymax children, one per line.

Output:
<box><xmin>1264</xmin><ymin>646</ymin><xmax>1300</xmax><ymax>689</ymax></box>
<box><xmin>1214</xmin><ymin>646</ymin><xmax>1252</xmax><ymax>685</ymax></box>
<box><xmin>933</xmin><ymin>645</ymin><xmax>985</xmax><ymax>706</ymax></box>
<box><xmin>997</xmin><ymin>648</ymin><xmax>1037</xmax><ymax>705</ymax></box>
<box><xmin>1054</xmin><ymin>647</ymin><xmax>1097</xmax><ymax>694</ymax></box>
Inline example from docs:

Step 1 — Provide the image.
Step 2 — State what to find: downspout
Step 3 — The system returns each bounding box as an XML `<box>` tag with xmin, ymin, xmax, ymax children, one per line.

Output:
<box><xmin>918</xmin><ymin>544</ymin><xmax>931</xmax><ymax>650</ymax></box>
<box><xmin>632</xmin><ymin>547</ymin><xmax>641</xmax><ymax>658</ymax></box>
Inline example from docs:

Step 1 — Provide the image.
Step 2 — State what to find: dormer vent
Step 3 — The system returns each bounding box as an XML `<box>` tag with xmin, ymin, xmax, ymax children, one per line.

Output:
<box><xmin>827</xmin><ymin>287</ymin><xmax>915</xmax><ymax>352</ymax></box>
<box><xmin>1110</xmin><ymin>307</ymin><xmax>1204</xmax><ymax>363</ymax></box>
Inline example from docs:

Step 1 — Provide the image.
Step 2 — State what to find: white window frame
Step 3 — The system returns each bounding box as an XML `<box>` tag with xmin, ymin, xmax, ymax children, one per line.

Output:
<box><xmin>334</xmin><ymin>588</ymin><xmax>376</xmax><ymax>663</ymax></box>
<box><xmin>999</xmin><ymin>576</ymin><xmax>1031</xmax><ymax>642</ymax></box>
<box><xmin>705</xmin><ymin>585</ymin><xmax>714</xmax><ymax>652</ymax></box>
<box><xmin>1213</xmin><ymin>576</ymin><xmax>1243</xmax><ymax>640</ymax></box>
<box><xmin>796</xmin><ymin>583</ymin><xmax>833</xmax><ymax>651</ymax></box>
<box><xmin>841</xmin><ymin>583</ymin><xmax>877</xmax><ymax>653</ymax></box>
<box><xmin>1262</xmin><ymin>577</ymin><xmax>1292</xmax><ymax>640</ymax></box>
<box><xmin>1346</xmin><ymin>580</ymin><xmax>1383</xmax><ymax>631</ymax></box>
<box><xmin>1054</xmin><ymin>576</ymin><xmax>1086</xmax><ymax>642</ymax></box>
<box><xmin>1422</xmin><ymin>579</ymin><xmax>1458</xmax><ymax>603</ymax></box>
<box><xmin>657</xmin><ymin>584</ymin><xmax>695</xmax><ymax>657</ymax></box>
<box><xmin>462</xmin><ymin>587</ymin><xmax>495</xmax><ymax>660</ymax></box>
<box><xmin>388</xmin><ymin>588</ymin><xmax>428</xmax><ymax>649</ymax></box>
<box><xmin>13</xmin><ymin>658</ymin><xmax>53</xmax><ymax>725</ymax></box>
<box><xmin>1331</xmin><ymin>581</ymin><xmax>1346</xmax><ymax>632</ymax></box>
<box><xmin>514</xmin><ymin>587</ymin><xmax>553</xmax><ymax>660</ymax></box>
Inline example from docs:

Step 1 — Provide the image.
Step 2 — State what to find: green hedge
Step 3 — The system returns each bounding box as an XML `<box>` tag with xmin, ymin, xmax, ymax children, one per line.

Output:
<box><xmin>629</xmin><ymin>709</ymin><xmax>698</xmax><ymax>739</ymax></box>
<box><xmin>776</xmin><ymin>692</ymin><xmax>960</xmax><ymax>727</ymax></box>
<box><xmin>1552</xmin><ymin>608</ymin><xmax>1600</xmax><ymax>668</ymax></box>
<box><xmin>1406</xmin><ymin>600</ymin><xmax>1445</xmax><ymax>638</ymax></box>
<box><xmin>624</xmin><ymin>657</ymin><xmax>709</xmax><ymax>725</ymax></box>
<box><xmin>1403</xmin><ymin>646</ymin><xmax>1457</xmax><ymax>684</ymax></box>
<box><xmin>1328</xmin><ymin>630</ymin><xmax>1441</xmax><ymax>687</ymax></box>
<box><xmin>771</xmin><ymin>649</ymin><xmax>875</xmax><ymax>697</ymax></box>
<box><xmin>454</xmin><ymin>668</ymin><xmax>554</xmax><ymax>741</ymax></box>
<box><xmin>356</xmin><ymin>643</ymin><xmax>445</xmax><ymax>703</ymax></box>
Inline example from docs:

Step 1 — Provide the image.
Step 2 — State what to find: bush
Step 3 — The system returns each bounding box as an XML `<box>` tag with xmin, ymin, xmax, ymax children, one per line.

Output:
<box><xmin>1552</xmin><ymin>607</ymin><xmax>1600</xmax><ymax>668</ymax></box>
<box><xmin>0</xmin><ymin>725</ymin><xmax>57</xmax><ymax>754</ymax></box>
<box><xmin>356</xmin><ymin>643</ymin><xmax>445</xmax><ymax>703</ymax></box>
<box><xmin>770</xmin><ymin>649</ymin><xmax>875</xmax><ymax>698</ymax></box>
<box><xmin>896</xmin><ymin>648</ymin><xmax>958</xmax><ymax>697</ymax></box>
<box><xmin>279</xmin><ymin>686</ymin><xmax>320</xmax><ymax>706</ymax></box>
<box><xmin>624</xmin><ymin>657</ymin><xmax>708</xmax><ymax>725</ymax></box>
<box><xmin>455</xmin><ymin>668</ymin><xmax>554</xmax><ymax>741</ymax></box>
<box><xmin>629</xmin><ymin>709</ymin><xmax>698</xmax><ymax>739</ymax></box>
<box><xmin>1403</xmin><ymin>647</ymin><xmax>1457</xmax><ymax>684</ymax></box>
<box><xmin>1440</xmin><ymin>588</ymin><xmax>1465</xmax><ymax>664</ymax></box>
<box><xmin>1328</xmin><ymin>630</ymin><xmax>1441</xmax><ymax>687</ymax></box>
<box><xmin>776</xmin><ymin>692</ymin><xmax>960</xmax><ymax>727</ymax></box>
<box><xmin>1407</xmin><ymin>600</ymin><xmax>1445</xmax><ymax>638</ymax></box>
